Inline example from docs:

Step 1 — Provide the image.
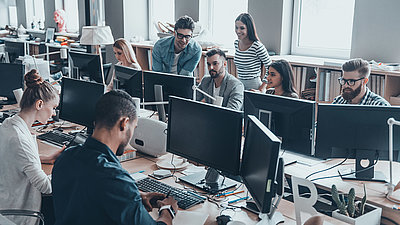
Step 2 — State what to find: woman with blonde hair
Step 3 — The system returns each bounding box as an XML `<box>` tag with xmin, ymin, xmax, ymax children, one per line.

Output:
<box><xmin>0</xmin><ymin>69</ymin><xmax>64</xmax><ymax>224</ymax></box>
<box><xmin>107</xmin><ymin>38</ymin><xmax>142</xmax><ymax>91</ymax></box>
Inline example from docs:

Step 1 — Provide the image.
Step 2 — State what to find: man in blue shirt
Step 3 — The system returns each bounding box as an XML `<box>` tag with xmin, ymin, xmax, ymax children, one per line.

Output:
<box><xmin>152</xmin><ymin>15</ymin><xmax>202</xmax><ymax>76</ymax></box>
<box><xmin>52</xmin><ymin>90</ymin><xmax>177</xmax><ymax>225</ymax></box>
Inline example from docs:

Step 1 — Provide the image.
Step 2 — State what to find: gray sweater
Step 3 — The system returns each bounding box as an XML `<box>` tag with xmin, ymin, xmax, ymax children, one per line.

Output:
<box><xmin>0</xmin><ymin>115</ymin><xmax>51</xmax><ymax>225</ymax></box>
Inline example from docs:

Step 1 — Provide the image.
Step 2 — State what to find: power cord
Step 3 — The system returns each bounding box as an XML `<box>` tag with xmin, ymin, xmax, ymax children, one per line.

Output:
<box><xmin>305</xmin><ymin>157</ymin><xmax>348</xmax><ymax>179</ymax></box>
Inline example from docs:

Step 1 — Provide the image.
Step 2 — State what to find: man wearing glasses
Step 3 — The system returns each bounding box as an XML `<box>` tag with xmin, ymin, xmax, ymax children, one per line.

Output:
<box><xmin>332</xmin><ymin>58</ymin><xmax>390</xmax><ymax>106</ymax></box>
<box><xmin>152</xmin><ymin>15</ymin><xmax>202</xmax><ymax>76</ymax></box>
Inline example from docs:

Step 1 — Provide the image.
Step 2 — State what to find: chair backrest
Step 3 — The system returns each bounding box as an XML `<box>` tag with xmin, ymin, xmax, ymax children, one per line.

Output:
<box><xmin>0</xmin><ymin>209</ymin><xmax>44</xmax><ymax>225</ymax></box>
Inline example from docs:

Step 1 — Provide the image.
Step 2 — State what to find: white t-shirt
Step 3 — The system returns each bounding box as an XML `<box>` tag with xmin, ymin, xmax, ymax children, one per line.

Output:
<box><xmin>213</xmin><ymin>84</ymin><xmax>221</xmax><ymax>98</ymax></box>
<box><xmin>170</xmin><ymin>52</ymin><xmax>182</xmax><ymax>74</ymax></box>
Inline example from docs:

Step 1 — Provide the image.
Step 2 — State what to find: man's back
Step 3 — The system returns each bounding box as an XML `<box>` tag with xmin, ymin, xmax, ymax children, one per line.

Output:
<box><xmin>52</xmin><ymin>137</ymin><xmax>157</xmax><ymax>225</ymax></box>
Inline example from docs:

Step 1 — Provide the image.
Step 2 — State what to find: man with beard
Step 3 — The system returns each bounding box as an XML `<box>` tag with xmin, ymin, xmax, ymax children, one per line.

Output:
<box><xmin>196</xmin><ymin>48</ymin><xmax>244</xmax><ymax>110</ymax></box>
<box><xmin>332</xmin><ymin>58</ymin><xmax>390</xmax><ymax>106</ymax></box>
<box><xmin>52</xmin><ymin>90</ymin><xmax>178</xmax><ymax>225</ymax></box>
<box><xmin>152</xmin><ymin>15</ymin><xmax>202</xmax><ymax>76</ymax></box>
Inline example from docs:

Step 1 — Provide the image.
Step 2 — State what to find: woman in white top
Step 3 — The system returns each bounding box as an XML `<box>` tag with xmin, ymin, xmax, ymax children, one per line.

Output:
<box><xmin>107</xmin><ymin>38</ymin><xmax>142</xmax><ymax>91</ymax></box>
<box><xmin>0</xmin><ymin>69</ymin><xmax>63</xmax><ymax>225</ymax></box>
<box><xmin>234</xmin><ymin>13</ymin><xmax>271</xmax><ymax>90</ymax></box>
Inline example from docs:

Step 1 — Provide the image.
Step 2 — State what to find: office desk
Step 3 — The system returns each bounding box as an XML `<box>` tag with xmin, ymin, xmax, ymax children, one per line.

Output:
<box><xmin>284</xmin><ymin>157</ymin><xmax>400</xmax><ymax>224</ymax></box>
<box><xmin>39</xmin><ymin>139</ymin><xmax>346</xmax><ymax>225</ymax></box>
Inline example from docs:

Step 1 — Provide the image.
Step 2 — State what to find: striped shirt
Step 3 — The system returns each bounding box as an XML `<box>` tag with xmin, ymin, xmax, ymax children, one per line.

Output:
<box><xmin>234</xmin><ymin>40</ymin><xmax>271</xmax><ymax>80</ymax></box>
<box><xmin>332</xmin><ymin>87</ymin><xmax>390</xmax><ymax>106</ymax></box>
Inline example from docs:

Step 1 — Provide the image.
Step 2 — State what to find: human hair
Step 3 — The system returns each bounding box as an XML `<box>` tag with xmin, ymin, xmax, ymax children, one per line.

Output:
<box><xmin>269</xmin><ymin>59</ymin><xmax>297</xmax><ymax>95</ymax></box>
<box><xmin>342</xmin><ymin>58</ymin><xmax>371</xmax><ymax>79</ymax></box>
<box><xmin>235</xmin><ymin>13</ymin><xmax>259</xmax><ymax>41</ymax></box>
<box><xmin>20</xmin><ymin>69</ymin><xmax>58</xmax><ymax>110</ymax></box>
<box><xmin>94</xmin><ymin>90</ymin><xmax>137</xmax><ymax>129</ymax></box>
<box><xmin>206</xmin><ymin>48</ymin><xmax>226</xmax><ymax>61</ymax></box>
<box><xmin>174</xmin><ymin>15</ymin><xmax>195</xmax><ymax>31</ymax></box>
<box><xmin>113</xmin><ymin>38</ymin><xmax>138</xmax><ymax>65</ymax></box>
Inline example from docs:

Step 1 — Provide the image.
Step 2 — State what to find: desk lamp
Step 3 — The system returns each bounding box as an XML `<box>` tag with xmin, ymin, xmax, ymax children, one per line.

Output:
<box><xmin>79</xmin><ymin>26</ymin><xmax>114</xmax><ymax>85</ymax></box>
<box><xmin>387</xmin><ymin>117</ymin><xmax>400</xmax><ymax>203</ymax></box>
<box><xmin>192</xmin><ymin>85</ymin><xmax>223</xmax><ymax>106</ymax></box>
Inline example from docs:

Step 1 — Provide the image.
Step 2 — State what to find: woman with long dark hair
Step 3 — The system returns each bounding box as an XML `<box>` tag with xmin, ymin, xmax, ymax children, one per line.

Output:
<box><xmin>234</xmin><ymin>13</ymin><xmax>271</xmax><ymax>90</ymax></box>
<box><xmin>265</xmin><ymin>59</ymin><xmax>299</xmax><ymax>98</ymax></box>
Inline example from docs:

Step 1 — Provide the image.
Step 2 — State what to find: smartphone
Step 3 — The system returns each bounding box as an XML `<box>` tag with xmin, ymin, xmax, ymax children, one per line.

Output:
<box><xmin>148</xmin><ymin>173</ymin><xmax>173</xmax><ymax>180</ymax></box>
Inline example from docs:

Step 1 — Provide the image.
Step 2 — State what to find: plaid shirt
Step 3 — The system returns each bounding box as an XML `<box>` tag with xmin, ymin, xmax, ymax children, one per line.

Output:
<box><xmin>332</xmin><ymin>87</ymin><xmax>390</xmax><ymax>106</ymax></box>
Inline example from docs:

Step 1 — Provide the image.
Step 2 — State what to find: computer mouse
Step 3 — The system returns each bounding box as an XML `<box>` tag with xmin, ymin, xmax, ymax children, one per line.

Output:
<box><xmin>216</xmin><ymin>215</ymin><xmax>232</xmax><ymax>225</ymax></box>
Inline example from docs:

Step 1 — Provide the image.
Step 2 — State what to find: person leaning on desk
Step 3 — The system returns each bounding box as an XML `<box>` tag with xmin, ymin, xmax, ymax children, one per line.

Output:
<box><xmin>0</xmin><ymin>69</ymin><xmax>64</xmax><ymax>225</ymax></box>
<box><xmin>152</xmin><ymin>15</ymin><xmax>202</xmax><ymax>76</ymax></box>
<box><xmin>51</xmin><ymin>90</ymin><xmax>178</xmax><ymax>225</ymax></box>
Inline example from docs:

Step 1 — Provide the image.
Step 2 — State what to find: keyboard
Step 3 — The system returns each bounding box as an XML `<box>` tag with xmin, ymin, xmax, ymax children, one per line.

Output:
<box><xmin>136</xmin><ymin>177</ymin><xmax>205</xmax><ymax>210</ymax></box>
<box><xmin>37</xmin><ymin>130</ymin><xmax>75</xmax><ymax>147</ymax></box>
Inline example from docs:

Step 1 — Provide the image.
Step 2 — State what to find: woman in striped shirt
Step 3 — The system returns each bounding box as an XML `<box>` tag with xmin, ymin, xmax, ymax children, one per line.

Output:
<box><xmin>234</xmin><ymin>13</ymin><xmax>271</xmax><ymax>90</ymax></box>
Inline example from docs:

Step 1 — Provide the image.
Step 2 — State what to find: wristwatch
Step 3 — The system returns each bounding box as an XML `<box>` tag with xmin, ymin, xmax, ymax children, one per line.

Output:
<box><xmin>158</xmin><ymin>205</ymin><xmax>176</xmax><ymax>219</ymax></box>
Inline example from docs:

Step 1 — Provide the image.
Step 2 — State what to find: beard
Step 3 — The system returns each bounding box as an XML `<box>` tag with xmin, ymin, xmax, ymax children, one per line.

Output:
<box><xmin>209</xmin><ymin>67</ymin><xmax>224</xmax><ymax>79</ymax></box>
<box><xmin>116</xmin><ymin>126</ymin><xmax>133</xmax><ymax>156</ymax></box>
<box><xmin>342</xmin><ymin>84</ymin><xmax>362</xmax><ymax>101</ymax></box>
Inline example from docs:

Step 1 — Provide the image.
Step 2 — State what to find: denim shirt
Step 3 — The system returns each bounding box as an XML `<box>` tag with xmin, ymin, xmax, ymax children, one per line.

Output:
<box><xmin>152</xmin><ymin>36</ymin><xmax>202</xmax><ymax>76</ymax></box>
<box><xmin>52</xmin><ymin>137</ymin><xmax>164</xmax><ymax>225</ymax></box>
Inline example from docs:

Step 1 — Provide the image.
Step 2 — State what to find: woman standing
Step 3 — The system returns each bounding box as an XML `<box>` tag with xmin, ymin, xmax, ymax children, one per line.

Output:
<box><xmin>0</xmin><ymin>69</ymin><xmax>63</xmax><ymax>224</ymax></box>
<box><xmin>264</xmin><ymin>59</ymin><xmax>299</xmax><ymax>98</ymax></box>
<box><xmin>234</xmin><ymin>13</ymin><xmax>271</xmax><ymax>90</ymax></box>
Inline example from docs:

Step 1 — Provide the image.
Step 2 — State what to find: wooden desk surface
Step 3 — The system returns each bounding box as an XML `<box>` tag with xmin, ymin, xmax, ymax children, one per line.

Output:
<box><xmin>39</xmin><ymin>137</ymin><xmax>347</xmax><ymax>225</ymax></box>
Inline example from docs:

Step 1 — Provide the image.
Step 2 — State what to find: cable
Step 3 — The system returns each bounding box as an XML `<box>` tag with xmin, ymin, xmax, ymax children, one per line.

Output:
<box><xmin>310</xmin><ymin>155</ymin><xmax>379</xmax><ymax>182</ymax></box>
<box><xmin>381</xmin><ymin>216</ymin><xmax>400</xmax><ymax>225</ymax></box>
<box><xmin>305</xmin><ymin>157</ymin><xmax>348</xmax><ymax>179</ymax></box>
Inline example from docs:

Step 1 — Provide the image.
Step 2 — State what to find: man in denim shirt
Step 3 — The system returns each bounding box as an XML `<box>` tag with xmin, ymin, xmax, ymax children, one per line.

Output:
<box><xmin>152</xmin><ymin>15</ymin><xmax>202</xmax><ymax>76</ymax></box>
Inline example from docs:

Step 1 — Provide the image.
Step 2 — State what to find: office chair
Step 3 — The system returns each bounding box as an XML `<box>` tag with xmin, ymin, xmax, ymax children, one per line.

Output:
<box><xmin>0</xmin><ymin>209</ymin><xmax>45</xmax><ymax>225</ymax></box>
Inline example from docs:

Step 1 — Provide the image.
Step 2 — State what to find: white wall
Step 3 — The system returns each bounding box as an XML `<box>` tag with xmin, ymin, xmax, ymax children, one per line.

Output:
<box><xmin>350</xmin><ymin>0</ymin><xmax>400</xmax><ymax>62</ymax></box>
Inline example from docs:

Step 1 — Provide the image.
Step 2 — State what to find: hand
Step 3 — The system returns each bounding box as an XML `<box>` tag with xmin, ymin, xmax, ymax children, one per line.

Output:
<box><xmin>157</xmin><ymin>196</ymin><xmax>178</xmax><ymax>213</ymax></box>
<box><xmin>250</xmin><ymin>88</ymin><xmax>261</xmax><ymax>93</ymax></box>
<box><xmin>141</xmin><ymin>192</ymin><xmax>166</xmax><ymax>212</ymax></box>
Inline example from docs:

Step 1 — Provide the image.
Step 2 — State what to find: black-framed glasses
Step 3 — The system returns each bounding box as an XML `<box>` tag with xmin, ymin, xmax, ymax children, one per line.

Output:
<box><xmin>338</xmin><ymin>77</ymin><xmax>365</xmax><ymax>86</ymax></box>
<box><xmin>175</xmin><ymin>32</ymin><xmax>192</xmax><ymax>40</ymax></box>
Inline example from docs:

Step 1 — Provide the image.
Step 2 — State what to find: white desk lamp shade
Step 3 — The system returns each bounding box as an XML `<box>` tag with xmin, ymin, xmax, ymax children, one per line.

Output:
<box><xmin>80</xmin><ymin>26</ymin><xmax>114</xmax><ymax>45</ymax></box>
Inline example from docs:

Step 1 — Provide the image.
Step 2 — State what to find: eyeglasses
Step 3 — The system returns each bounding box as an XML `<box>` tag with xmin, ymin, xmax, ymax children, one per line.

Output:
<box><xmin>175</xmin><ymin>32</ymin><xmax>192</xmax><ymax>40</ymax></box>
<box><xmin>338</xmin><ymin>77</ymin><xmax>365</xmax><ymax>86</ymax></box>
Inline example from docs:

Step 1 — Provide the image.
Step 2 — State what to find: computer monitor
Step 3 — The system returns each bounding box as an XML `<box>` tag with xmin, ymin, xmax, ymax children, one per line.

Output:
<box><xmin>244</xmin><ymin>91</ymin><xmax>316</xmax><ymax>156</ymax></box>
<box><xmin>69</xmin><ymin>51</ymin><xmax>111</xmax><ymax>84</ymax></box>
<box><xmin>315</xmin><ymin>104</ymin><xmax>400</xmax><ymax>181</ymax></box>
<box><xmin>0</xmin><ymin>63</ymin><xmax>24</xmax><ymax>104</ymax></box>
<box><xmin>114</xmin><ymin>64</ymin><xmax>143</xmax><ymax>100</ymax></box>
<box><xmin>241</xmin><ymin>115</ymin><xmax>283</xmax><ymax>215</ymax></box>
<box><xmin>143</xmin><ymin>71</ymin><xmax>195</xmax><ymax>121</ymax></box>
<box><xmin>59</xmin><ymin>77</ymin><xmax>105</xmax><ymax>133</ymax></box>
<box><xmin>167</xmin><ymin>96</ymin><xmax>242</xmax><ymax>193</ymax></box>
<box><xmin>5</xmin><ymin>40</ymin><xmax>25</xmax><ymax>63</ymax></box>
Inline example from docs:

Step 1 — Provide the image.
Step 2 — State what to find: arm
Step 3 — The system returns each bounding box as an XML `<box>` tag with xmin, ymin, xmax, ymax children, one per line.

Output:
<box><xmin>13</xmin><ymin>137</ymin><xmax>52</xmax><ymax>194</ymax></box>
<box><xmin>152</xmin><ymin>43</ymin><xmax>163</xmax><ymax>72</ymax></box>
<box><xmin>226</xmin><ymin>82</ymin><xmax>244</xmax><ymax>110</ymax></box>
<box><xmin>256</xmin><ymin>42</ymin><xmax>271</xmax><ymax>88</ymax></box>
<box><xmin>97</xmin><ymin>172</ymin><xmax>173</xmax><ymax>225</ymax></box>
<box><xmin>179</xmin><ymin>43</ymin><xmax>202</xmax><ymax>76</ymax></box>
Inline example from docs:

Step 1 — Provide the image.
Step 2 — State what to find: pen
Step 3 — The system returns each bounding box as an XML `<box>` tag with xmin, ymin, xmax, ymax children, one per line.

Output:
<box><xmin>216</xmin><ymin>191</ymin><xmax>234</xmax><ymax>197</ymax></box>
<box><xmin>131</xmin><ymin>170</ymin><xmax>145</xmax><ymax>174</ymax></box>
<box><xmin>166</xmin><ymin>190</ymin><xmax>172</xmax><ymax>198</ymax></box>
<box><xmin>187</xmin><ymin>191</ymin><xmax>206</xmax><ymax>200</ymax></box>
<box><xmin>228</xmin><ymin>196</ymin><xmax>248</xmax><ymax>204</ymax></box>
<box><xmin>224</xmin><ymin>190</ymin><xmax>244</xmax><ymax>197</ymax></box>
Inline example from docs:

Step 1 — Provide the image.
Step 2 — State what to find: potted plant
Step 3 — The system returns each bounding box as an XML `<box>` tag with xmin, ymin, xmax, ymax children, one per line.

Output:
<box><xmin>331</xmin><ymin>184</ymin><xmax>382</xmax><ymax>225</ymax></box>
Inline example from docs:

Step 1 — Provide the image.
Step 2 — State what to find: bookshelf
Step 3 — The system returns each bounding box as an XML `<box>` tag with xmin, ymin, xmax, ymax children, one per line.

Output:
<box><xmin>270</xmin><ymin>55</ymin><xmax>400</xmax><ymax>106</ymax></box>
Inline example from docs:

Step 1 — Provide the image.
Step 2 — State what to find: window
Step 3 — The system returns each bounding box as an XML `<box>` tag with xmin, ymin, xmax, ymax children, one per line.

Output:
<box><xmin>25</xmin><ymin>0</ymin><xmax>45</xmax><ymax>29</ymax></box>
<box><xmin>148</xmin><ymin>0</ymin><xmax>175</xmax><ymax>41</ymax></box>
<box><xmin>199</xmin><ymin>0</ymin><xmax>248</xmax><ymax>49</ymax></box>
<box><xmin>291</xmin><ymin>0</ymin><xmax>355</xmax><ymax>59</ymax></box>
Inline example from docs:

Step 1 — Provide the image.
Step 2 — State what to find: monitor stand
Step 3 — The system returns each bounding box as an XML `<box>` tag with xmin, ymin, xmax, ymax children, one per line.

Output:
<box><xmin>257</xmin><ymin>212</ymin><xmax>284</xmax><ymax>225</ymax></box>
<box><xmin>179</xmin><ymin>168</ymin><xmax>238</xmax><ymax>194</ymax></box>
<box><xmin>339</xmin><ymin>149</ymin><xmax>386</xmax><ymax>182</ymax></box>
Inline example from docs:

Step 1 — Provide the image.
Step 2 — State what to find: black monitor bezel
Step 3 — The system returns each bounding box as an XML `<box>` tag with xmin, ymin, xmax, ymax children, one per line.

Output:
<box><xmin>0</xmin><ymin>63</ymin><xmax>25</xmax><ymax>101</ymax></box>
<box><xmin>114</xmin><ymin>64</ymin><xmax>143</xmax><ymax>99</ymax></box>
